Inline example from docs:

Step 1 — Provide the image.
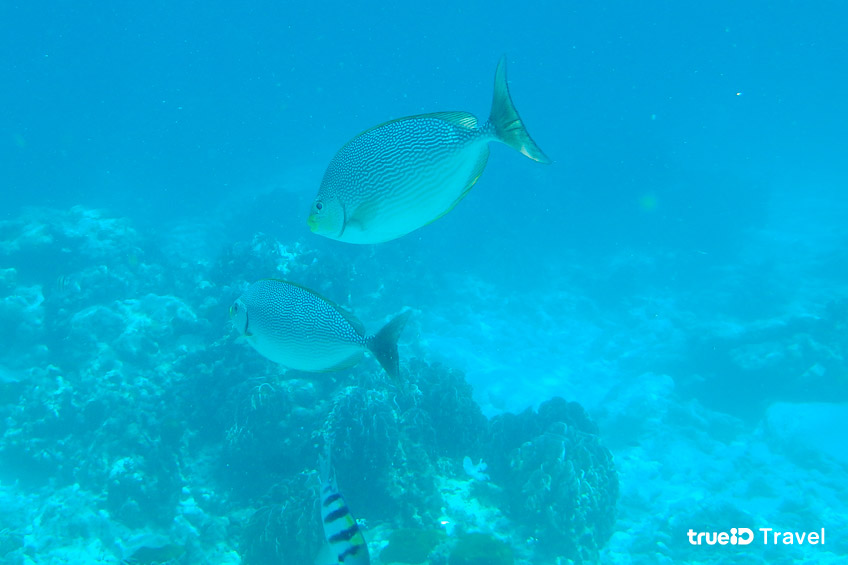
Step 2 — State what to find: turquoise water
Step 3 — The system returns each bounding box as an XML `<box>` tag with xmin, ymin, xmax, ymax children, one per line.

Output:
<box><xmin>1</xmin><ymin>2</ymin><xmax>846</xmax><ymax>564</ymax></box>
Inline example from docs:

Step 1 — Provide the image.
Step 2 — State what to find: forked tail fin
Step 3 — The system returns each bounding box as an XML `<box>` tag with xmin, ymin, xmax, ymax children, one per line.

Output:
<box><xmin>488</xmin><ymin>55</ymin><xmax>551</xmax><ymax>164</ymax></box>
<box><xmin>367</xmin><ymin>310</ymin><xmax>412</xmax><ymax>380</ymax></box>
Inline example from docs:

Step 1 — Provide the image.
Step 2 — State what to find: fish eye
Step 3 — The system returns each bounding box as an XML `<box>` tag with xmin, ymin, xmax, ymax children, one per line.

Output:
<box><xmin>315</xmin><ymin>201</ymin><xmax>324</xmax><ymax>211</ymax></box>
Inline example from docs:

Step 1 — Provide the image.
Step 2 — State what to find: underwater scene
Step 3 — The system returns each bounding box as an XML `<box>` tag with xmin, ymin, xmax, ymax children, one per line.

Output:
<box><xmin>1</xmin><ymin>2</ymin><xmax>846</xmax><ymax>564</ymax></box>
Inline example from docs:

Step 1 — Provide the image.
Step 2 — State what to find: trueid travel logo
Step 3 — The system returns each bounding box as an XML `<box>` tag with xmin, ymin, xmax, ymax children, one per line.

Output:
<box><xmin>687</xmin><ymin>528</ymin><xmax>825</xmax><ymax>546</ymax></box>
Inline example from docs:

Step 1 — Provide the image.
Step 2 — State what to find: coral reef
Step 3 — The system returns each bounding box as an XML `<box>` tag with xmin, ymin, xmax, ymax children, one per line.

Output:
<box><xmin>216</xmin><ymin>377</ymin><xmax>329</xmax><ymax>499</ymax></box>
<box><xmin>449</xmin><ymin>532</ymin><xmax>514</xmax><ymax>565</ymax></box>
<box><xmin>483</xmin><ymin>397</ymin><xmax>618</xmax><ymax>563</ymax></box>
<box><xmin>679</xmin><ymin>296</ymin><xmax>848</xmax><ymax>417</ymax></box>
<box><xmin>320</xmin><ymin>380</ymin><xmax>442</xmax><ymax>526</ymax></box>
<box><xmin>239</xmin><ymin>472</ymin><xmax>324</xmax><ymax>565</ymax></box>
<box><xmin>316</xmin><ymin>363</ymin><xmax>617</xmax><ymax>563</ymax></box>
<box><xmin>379</xmin><ymin>528</ymin><xmax>447</xmax><ymax>564</ymax></box>
<box><xmin>403</xmin><ymin>358</ymin><xmax>488</xmax><ymax>459</ymax></box>
<box><xmin>0</xmin><ymin>206</ymin><xmax>620</xmax><ymax>564</ymax></box>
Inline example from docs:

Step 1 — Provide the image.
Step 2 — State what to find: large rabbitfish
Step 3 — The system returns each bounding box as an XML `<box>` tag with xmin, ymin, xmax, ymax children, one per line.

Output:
<box><xmin>230</xmin><ymin>279</ymin><xmax>410</xmax><ymax>379</ymax></box>
<box><xmin>307</xmin><ymin>56</ymin><xmax>550</xmax><ymax>244</ymax></box>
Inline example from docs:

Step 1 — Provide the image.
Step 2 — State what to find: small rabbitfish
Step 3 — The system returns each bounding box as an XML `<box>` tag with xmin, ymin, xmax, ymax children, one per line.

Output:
<box><xmin>307</xmin><ymin>56</ymin><xmax>550</xmax><ymax>244</ymax></box>
<box><xmin>230</xmin><ymin>279</ymin><xmax>410</xmax><ymax>379</ymax></box>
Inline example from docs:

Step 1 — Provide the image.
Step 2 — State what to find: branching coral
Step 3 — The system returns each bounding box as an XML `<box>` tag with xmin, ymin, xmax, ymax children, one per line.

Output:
<box><xmin>239</xmin><ymin>472</ymin><xmax>324</xmax><ymax>565</ymax></box>
<box><xmin>217</xmin><ymin>377</ymin><xmax>327</xmax><ymax>499</ymax></box>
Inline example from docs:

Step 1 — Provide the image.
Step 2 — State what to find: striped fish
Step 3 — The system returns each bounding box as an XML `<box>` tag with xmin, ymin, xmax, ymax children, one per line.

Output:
<box><xmin>307</xmin><ymin>56</ymin><xmax>550</xmax><ymax>244</ymax></box>
<box><xmin>319</xmin><ymin>454</ymin><xmax>370</xmax><ymax>565</ymax></box>
<box><xmin>230</xmin><ymin>279</ymin><xmax>410</xmax><ymax>379</ymax></box>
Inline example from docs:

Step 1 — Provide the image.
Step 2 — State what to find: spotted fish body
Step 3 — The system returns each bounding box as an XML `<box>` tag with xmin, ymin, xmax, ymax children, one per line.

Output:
<box><xmin>307</xmin><ymin>56</ymin><xmax>550</xmax><ymax>244</ymax></box>
<box><xmin>319</xmin><ymin>456</ymin><xmax>370</xmax><ymax>565</ymax></box>
<box><xmin>230</xmin><ymin>279</ymin><xmax>409</xmax><ymax>378</ymax></box>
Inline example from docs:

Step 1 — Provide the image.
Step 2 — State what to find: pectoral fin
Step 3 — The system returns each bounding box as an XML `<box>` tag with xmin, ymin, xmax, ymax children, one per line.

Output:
<box><xmin>347</xmin><ymin>200</ymin><xmax>381</xmax><ymax>230</ymax></box>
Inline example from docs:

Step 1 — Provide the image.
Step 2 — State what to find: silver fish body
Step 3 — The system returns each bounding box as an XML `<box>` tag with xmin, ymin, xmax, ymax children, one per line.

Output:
<box><xmin>230</xmin><ymin>279</ymin><xmax>409</xmax><ymax>378</ymax></box>
<box><xmin>307</xmin><ymin>56</ymin><xmax>550</xmax><ymax>244</ymax></box>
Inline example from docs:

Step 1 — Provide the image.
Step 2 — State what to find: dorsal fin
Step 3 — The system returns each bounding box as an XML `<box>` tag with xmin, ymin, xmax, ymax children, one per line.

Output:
<box><xmin>261</xmin><ymin>278</ymin><xmax>366</xmax><ymax>336</ymax></box>
<box><xmin>328</xmin><ymin>301</ymin><xmax>366</xmax><ymax>336</ymax></box>
<box><xmin>423</xmin><ymin>111</ymin><xmax>479</xmax><ymax>129</ymax></box>
<box><xmin>351</xmin><ymin>111</ymin><xmax>480</xmax><ymax>140</ymax></box>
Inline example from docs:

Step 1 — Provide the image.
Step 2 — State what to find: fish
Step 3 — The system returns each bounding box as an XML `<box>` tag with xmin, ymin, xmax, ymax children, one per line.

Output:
<box><xmin>54</xmin><ymin>274</ymin><xmax>80</xmax><ymax>297</ymax></box>
<box><xmin>229</xmin><ymin>279</ymin><xmax>410</xmax><ymax>379</ymax></box>
<box><xmin>318</xmin><ymin>452</ymin><xmax>370</xmax><ymax>565</ymax></box>
<box><xmin>307</xmin><ymin>56</ymin><xmax>551</xmax><ymax>244</ymax></box>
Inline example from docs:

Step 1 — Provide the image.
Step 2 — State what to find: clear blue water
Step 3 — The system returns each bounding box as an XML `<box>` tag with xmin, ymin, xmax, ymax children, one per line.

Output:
<box><xmin>1</xmin><ymin>2</ymin><xmax>846</xmax><ymax>564</ymax></box>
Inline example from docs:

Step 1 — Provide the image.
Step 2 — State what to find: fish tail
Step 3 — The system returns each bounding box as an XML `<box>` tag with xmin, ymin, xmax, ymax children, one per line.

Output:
<box><xmin>367</xmin><ymin>310</ymin><xmax>412</xmax><ymax>380</ymax></box>
<box><xmin>488</xmin><ymin>55</ymin><xmax>551</xmax><ymax>164</ymax></box>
